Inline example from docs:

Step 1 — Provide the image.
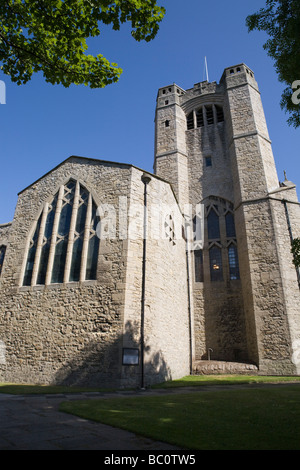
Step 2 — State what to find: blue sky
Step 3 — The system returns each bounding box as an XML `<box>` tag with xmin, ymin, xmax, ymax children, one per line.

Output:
<box><xmin>0</xmin><ymin>0</ymin><xmax>299</xmax><ymax>224</ymax></box>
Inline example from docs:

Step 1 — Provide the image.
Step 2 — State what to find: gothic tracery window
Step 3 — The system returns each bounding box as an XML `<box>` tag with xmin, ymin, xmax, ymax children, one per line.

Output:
<box><xmin>194</xmin><ymin>198</ymin><xmax>240</xmax><ymax>283</ymax></box>
<box><xmin>23</xmin><ymin>180</ymin><xmax>100</xmax><ymax>286</ymax></box>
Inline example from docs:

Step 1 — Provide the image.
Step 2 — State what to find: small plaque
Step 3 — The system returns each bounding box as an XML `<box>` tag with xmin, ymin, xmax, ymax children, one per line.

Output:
<box><xmin>122</xmin><ymin>348</ymin><xmax>139</xmax><ymax>365</ymax></box>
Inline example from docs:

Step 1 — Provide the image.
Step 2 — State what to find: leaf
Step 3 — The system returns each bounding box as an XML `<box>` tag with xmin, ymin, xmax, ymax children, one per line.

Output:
<box><xmin>0</xmin><ymin>0</ymin><xmax>165</xmax><ymax>88</ymax></box>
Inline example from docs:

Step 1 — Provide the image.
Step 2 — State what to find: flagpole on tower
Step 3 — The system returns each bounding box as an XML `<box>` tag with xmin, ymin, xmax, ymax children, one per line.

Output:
<box><xmin>204</xmin><ymin>56</ymin><xmax>209</xmax><ymax>82</ymax></box>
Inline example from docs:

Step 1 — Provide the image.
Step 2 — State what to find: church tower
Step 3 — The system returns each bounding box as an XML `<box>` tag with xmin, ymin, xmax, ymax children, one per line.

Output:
<box><xmin>154</xmin><ymin>64</ymin><xmax>300</xmax><ymax>375</ymax></box>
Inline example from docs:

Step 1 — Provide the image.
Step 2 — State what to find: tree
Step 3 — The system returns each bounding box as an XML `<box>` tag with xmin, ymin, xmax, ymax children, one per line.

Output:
<box><xmin>291</xmin><ymin>238</ymin><xmax>300</xmax><ymax>268</ymax></box>
<box><xmin>0</xmin><ymin>0</ymin><xmax>165</xmax><ymax>88</ymax></box>
<box><xmin>246</xmin><ymin>0</ymin><xmax>300</xmax><ymax>127</ymax></box>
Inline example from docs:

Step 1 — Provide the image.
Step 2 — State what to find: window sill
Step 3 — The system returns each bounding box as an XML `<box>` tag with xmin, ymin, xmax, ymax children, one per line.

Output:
<box><xmin>194</xmin><ymin>281</ymin><xmax>204</xmax><ymax>289</ymax></box>
<box><xmin>19</xmin><ymin>280</ymin><xmax>98</xmax><ymax>291</ymax></box>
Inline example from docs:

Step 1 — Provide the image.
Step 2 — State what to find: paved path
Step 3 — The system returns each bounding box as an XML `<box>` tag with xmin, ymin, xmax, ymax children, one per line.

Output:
<box><xmin>0</xmin><ymin>383</ymin><xmax>299</xmax><ymax>450</ymax></box>
<box><xmin>0</xmin><ymin>390</ymin><xmax>181</xmax><ymax>450</ymax></box>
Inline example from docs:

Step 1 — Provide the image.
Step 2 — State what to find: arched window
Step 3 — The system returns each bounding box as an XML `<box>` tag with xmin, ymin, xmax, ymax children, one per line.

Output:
<box><xmin>0</xmin><ymin>245</ymin><xmax>6</xmax><ymax>275</ymax></box>
<box><xmin>23</xmin><ymin>180</ymin><xmax>100</xmax><ymax>286</ymax></box>
<box><xmin>186</xmin><ymin>104</ymin><xmax>224</xmax><ymax>131</ymax></box>
<box><xmin>207</xmin><ymin>208</ymin><xmax>220</xmax><ymax>240</ymax></box>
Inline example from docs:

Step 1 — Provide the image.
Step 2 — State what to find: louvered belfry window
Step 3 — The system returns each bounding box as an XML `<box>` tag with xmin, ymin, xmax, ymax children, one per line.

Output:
<box><xmin>23</xmin><ymin>180</ymin><xmax>100</xmax><ymax>286</ymax></box>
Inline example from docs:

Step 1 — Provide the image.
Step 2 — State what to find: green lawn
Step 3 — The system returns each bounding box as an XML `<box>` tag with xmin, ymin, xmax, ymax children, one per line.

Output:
<box><xmin>152</xmin><ymin>374</ymin><xmax>300</xmax><ymax>387</ymax></box>
<box><xmin>60</xmin><ymin>385</ymin><xmax>300</xmax><ymax>450</ymax></box>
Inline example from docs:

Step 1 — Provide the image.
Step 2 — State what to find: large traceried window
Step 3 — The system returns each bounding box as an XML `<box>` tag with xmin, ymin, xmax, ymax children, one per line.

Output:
<box><xmin>23</xmin><ymin>180</ymin><xmax>100</xmax><ymax>286</ymax></box>
<box><xmin>194</xmin><ymin>198</ymin><xmax>240</xmax><ymax>283</ymax></box>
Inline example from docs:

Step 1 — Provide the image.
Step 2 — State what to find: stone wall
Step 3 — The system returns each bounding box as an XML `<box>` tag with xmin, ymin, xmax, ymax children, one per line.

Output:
<box><xmin>121</xmin><ymin>168</ymin><xmax>190</xmax><ymax>387</ymax></box>
<box><xmin>0</xmin><ymin>223</ymin><xmax>12</xmax><ymax>246</ymax></box>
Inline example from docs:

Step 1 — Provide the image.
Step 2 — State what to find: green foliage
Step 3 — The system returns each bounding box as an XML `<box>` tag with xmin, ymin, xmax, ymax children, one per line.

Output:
<box><xmin>291</xmin><ymin>237</ymin><xmax>300</xmax><ymax>268</ymax></box>
<box><xmin>246</xmin><ymin>0</ymin><xmax>300</xmax><ymax>127</ymax></box>
<box><xmin>0</xmin><ymin>0</ymin><xmax>165</xmax><ymax>88</ymax></box>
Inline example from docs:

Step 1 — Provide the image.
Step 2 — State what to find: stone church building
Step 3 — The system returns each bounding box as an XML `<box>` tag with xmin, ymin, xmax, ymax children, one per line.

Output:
<box><xmin>0</xmin><ymin>63</ymin><xmax>300</xmax><ymax>388</ymax></box>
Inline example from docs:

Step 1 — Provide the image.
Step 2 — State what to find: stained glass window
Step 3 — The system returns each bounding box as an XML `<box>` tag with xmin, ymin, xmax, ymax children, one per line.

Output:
<box><xmin>228</xmin><ymin>244</ymin><xmax>240</xmax><ymax>280</ymax></box>
<box><xmin>86</xmin><ymin>202</ymin><xmax>100</xmax><ymax>280</ymax></box>
<box><xmin>23</xmin><ymin>180</ymin><xmax>100</xmax><ymax>286</ymax></box>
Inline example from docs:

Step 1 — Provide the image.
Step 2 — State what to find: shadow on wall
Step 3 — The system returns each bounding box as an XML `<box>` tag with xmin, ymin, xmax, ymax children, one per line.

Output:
<box><xmin>53</xmin><ymin>320</ymin><xmax>172</xmax><ymax>389</ymax></box>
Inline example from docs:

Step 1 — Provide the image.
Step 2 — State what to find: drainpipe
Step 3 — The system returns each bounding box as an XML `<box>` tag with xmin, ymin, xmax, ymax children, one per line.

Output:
<box><xmin>185</xmin><ymin>232</ymin><xmax>193</xmax><ymax>375</ymax></box>
<box><xmin>283</xmin><ymin>199</ymin><xmax>300</xmax><ymax>289</ymax></box>
<box><xmin>141</xmin><ymin>173</ymin><xmax>151</xmax><ymax>389</ymax></box>
<box><xmin>183</xmin><ymin>217</ymin><xmax>194</xmax><ymax>375</ymax></box>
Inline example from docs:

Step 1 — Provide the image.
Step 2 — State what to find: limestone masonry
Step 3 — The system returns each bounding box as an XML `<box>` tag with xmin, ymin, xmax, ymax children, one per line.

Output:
<box><xmin>0</xmin><ymin>63</ymin><xmax>299</xmax><ymax>388</ymax></box>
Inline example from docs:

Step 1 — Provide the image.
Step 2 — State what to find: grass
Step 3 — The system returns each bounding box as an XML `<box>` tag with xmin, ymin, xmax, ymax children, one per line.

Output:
<box><xmin>60</xmin><ymin>384</ymin><xmax>300</xmax><ymax>450</ymax></box>
<box><xmin>151</xmin><ymin>374</ymin><xmax>300</xmax><ymax>388</ymax></box>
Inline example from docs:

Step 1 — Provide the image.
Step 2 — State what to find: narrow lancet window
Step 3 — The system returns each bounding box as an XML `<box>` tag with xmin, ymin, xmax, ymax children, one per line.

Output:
<box><xmin>209</xmin><ymin>246</ymin><xmax>223</xmax><ymax>281</ymax></box>
<box><xmin>228</xmin><ymin>244</ymin><xmax>240</xmax><ymax>280</ymax></box>
<box><xmin>205</xmin><ymin>105</ymin><xmax>214</xmax><ymax>125</ymax></box>
<box><xmin>207</xmin><ymin>209</ymin><xmax>220</xmax><ymax>240</ymax></box>
<box><xmin>225</xmin><ymin>212</ymin><xmax>236</xmax><ymax>238</ymax></box>
<box><xmin>196</xmin><ymin>108</ymin><xmax>204</xmax><ymax>127</ymax></box>
<box><xmin>216</xmin><ymin>105</ymin><xmax>224</xmax><ymax>123</ymax></box>
<box><xmin>0</xmin><ymin>245</ymin><xmax>6</xmax><ymax>276</ymax></box>
<box><xmin>194</xmin><ymin>249</ymin><xmax>204</xmax><ymax>282</ymax></box>
<box><xmin>187</xmin><ymin>112</ymin><xmax>194</xmax><ymax>130</ymax></box>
